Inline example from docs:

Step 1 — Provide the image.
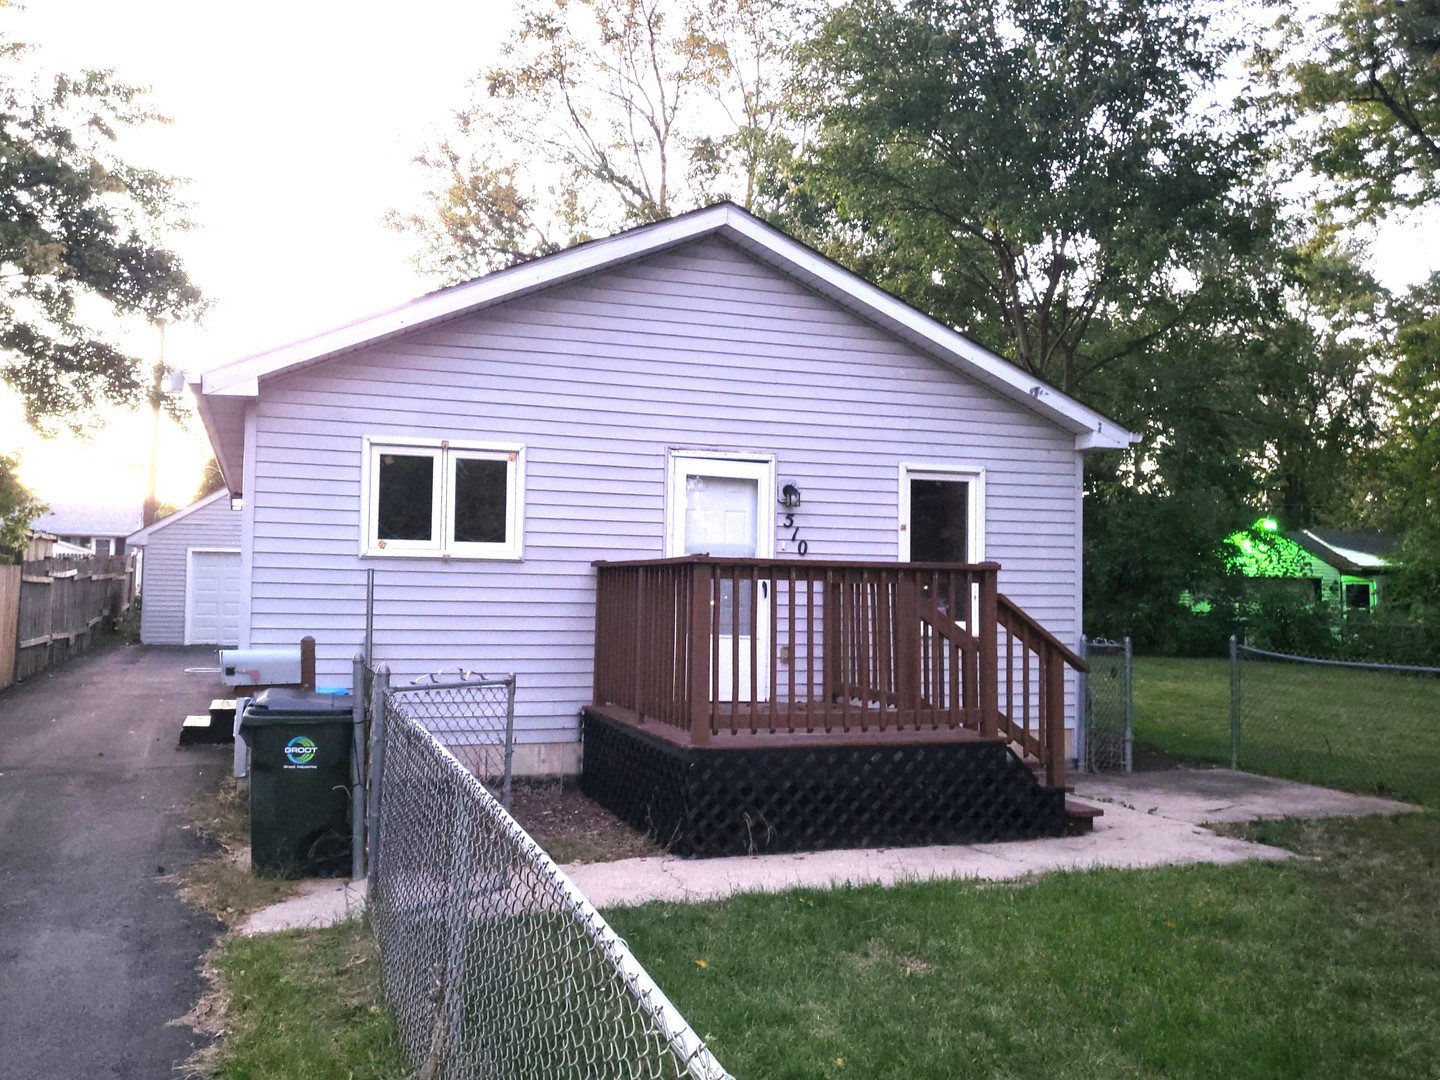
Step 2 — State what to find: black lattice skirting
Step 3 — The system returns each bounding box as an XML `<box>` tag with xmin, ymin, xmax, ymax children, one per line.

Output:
<box><xmin>579</xmin><ymin>710</ymin><xmax>1067</xmax><ymax>858</ymax></box>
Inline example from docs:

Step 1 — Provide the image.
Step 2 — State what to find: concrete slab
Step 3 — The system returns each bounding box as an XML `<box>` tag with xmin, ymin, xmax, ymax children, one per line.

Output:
<box><xmin>238</xmin><ymin>877</ymin><xmax>368</xmax><ymax>936</ymax></box>
<box><xmin>563</xmin><ymin>797</ymin><xmax>1299</xmax><ymax>909</ymax></box>
<box><xmin>1074</xmin><ymin>767</ymin><xmax>1418</xmax><ymax>825</ymax></box>
<box><xmin>239</xmin><ymin>766</ymin><xmax>1417</xmax><ymax>924</ymax></box>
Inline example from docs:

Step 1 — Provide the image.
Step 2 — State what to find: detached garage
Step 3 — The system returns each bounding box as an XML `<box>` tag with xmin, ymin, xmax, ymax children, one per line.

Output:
<box><xmin>125</xmin><ymin>491</ymin><xmax>244</xmax><ymax>645</ymax></box>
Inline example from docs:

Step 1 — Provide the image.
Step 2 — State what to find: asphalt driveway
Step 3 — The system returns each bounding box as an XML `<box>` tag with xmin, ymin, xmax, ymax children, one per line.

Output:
<box><xmin>0</xmin><ymin>644</ymin><xmax>229</xmax><ymax>1080</ymax></box>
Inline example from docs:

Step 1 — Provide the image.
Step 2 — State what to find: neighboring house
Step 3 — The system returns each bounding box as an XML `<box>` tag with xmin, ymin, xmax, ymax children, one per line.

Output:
<box><xmin>125</xmin><ymin>491</ymin><xmax>244</xmax><ymax>645</ymax></box>
<box><xmin>193</xmin><ymin>203</ymin><xmax>1133</xmax><ymax>776</ymax></box>
<box><xmin>31</xmin><ymin>502</ymin><xmax>144</xmax><ymax>557</ymax></box>
<box><xmin>1225</xmin><ymin>517</ymin><xmax>1397</xmax><ymax>612</ymax></box>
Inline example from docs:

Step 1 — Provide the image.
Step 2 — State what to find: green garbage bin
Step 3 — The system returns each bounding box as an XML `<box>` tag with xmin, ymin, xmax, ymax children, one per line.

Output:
<box><xmin>241</xmin><ymin>689</ymin><xmax>354</xmax><ymax>877</ymax></box>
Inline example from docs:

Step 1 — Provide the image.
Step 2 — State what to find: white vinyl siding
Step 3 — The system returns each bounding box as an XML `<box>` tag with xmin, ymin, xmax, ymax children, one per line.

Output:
<box><xmin>246</xmin><ymin>236</ymin><xmax>1082</xmax><ymax>748</ymax></box>
<box><xmin>132</xmin><ymin>493</ymin><xmax>244</xmax><ymax>645</ymax></box>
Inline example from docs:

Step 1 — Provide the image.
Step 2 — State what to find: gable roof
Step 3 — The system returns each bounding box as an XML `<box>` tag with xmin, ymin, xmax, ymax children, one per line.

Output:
<box><xmin>32</xmin><ymin>501</ymin><xmax>145</xmax><ymax>538</ymax></box>
<box><xmin>1290</xmin><ymin>529</ymin><xmax>1397</xmax><ymax>575</ymax></box>
<box><xmin>194</xmin><ymin>203</ymin><xmax>1135</xmax><ymax>492</ymax></box>
<box><xmin>125</xmin><ymin>489</ymin><xmax>234</xmax><ymax>547</ymax></box>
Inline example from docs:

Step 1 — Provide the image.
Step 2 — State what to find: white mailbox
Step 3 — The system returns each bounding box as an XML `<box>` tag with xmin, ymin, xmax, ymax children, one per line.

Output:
<box><xmin>217</xmin><ymin>646</ymin><xmax>302</xmax><ymax>687</ymax></box>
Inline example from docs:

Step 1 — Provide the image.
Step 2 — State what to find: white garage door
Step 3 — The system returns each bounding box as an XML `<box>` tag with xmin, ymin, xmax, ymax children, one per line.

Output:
<box><xmin>187</xmin><ymin>549</ymin><xmax>242</xmax><ymax>645</ymax></box>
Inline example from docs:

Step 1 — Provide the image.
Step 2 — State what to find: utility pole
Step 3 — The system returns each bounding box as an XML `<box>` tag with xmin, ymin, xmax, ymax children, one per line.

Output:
<box><xmin>143</xmin><ymin>320</ymin><xmax>165</xmax><ymax>528</ymax></box>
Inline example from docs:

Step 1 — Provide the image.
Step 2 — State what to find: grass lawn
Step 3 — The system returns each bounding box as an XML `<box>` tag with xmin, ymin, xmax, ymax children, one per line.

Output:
<box><xmin>1132</xmin><ymin>656</ymin><xmax>1440</xmax><ymax>806</ymax></box>
<box><xmin>608</xmin><ymin>812</ymin><xmax>1440</xmax><ymax>1080</ymax></box>
<box><xmin>208</xmin><ymin>918</ymin><xmax>409</xmax><ymax>1079</ymax></box>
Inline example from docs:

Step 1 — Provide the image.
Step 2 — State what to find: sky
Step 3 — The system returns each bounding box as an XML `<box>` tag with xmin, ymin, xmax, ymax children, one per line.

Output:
<box><xmin>5</xmin><ymin>0</ymin><xmax>1440</xmax><ymax>512</ymax></box>
<box><xmin>5</xmin><ymin>0</ymin><xmax>515</xmax><ymax>508</ymax></box>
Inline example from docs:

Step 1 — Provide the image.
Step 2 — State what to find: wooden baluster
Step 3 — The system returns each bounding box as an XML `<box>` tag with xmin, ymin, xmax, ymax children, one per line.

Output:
<box><xmin>1046</xmin><ymin>643</ymin><xmax>1067</xmax><ymax>790</ymax></box>
<box><xmin>978</xmin><ymin>567</ymin><xmax>999</xmax><ymax>740</ymax></box>
<box><xmin>688</xmin><ymin>561</ymin><xmax>711</xmax><ymax>746</ymax></box>
<box><xmin>747</xmin><ymin>563</ymin><xmax>759</xmax><ymax>732</ymax></box>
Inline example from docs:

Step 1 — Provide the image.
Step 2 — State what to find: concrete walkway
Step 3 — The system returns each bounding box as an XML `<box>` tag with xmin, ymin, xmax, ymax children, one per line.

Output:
<box><xmin>566</xmin><ymin>767</ymin><xmax>1416</xmax><ymax>908</ymax></box>
<box><xmin>245</xmin><ymin>766</ymin><xmax>1417</xmax><ymax>930</ymax></box>
<box><xmin>0</xmin><ymin>645</ymin><xmax>230</xmax><ymax>1080</ymax></box>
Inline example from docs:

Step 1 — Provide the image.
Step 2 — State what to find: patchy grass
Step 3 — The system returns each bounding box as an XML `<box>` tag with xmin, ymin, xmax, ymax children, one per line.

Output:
<box><xmin>208</xmin><ymin>918</ymin><xmax>409</xmax><ymax>1080</ymax></box>
<box><xmin>177</xmin><ymin>778</ymin><xmax>300</xmax><ymax>926</ymax></box>
<box><xmin>607</xmin><ymin>812</ymin><xmax>1440</xmax><ymax>1080</ymax></box>
<box><xmin>507</xmin><ymin>779</ymin><xmax>660</xmax><ymax>864</ymax></box>
<box><xmin>1132</xmin><ymin>657</ymin><xmax>1440</xmax><ymax>805</ymax></box>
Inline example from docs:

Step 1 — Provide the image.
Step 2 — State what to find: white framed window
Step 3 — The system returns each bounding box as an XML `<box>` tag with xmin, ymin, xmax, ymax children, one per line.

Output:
<box><xmin>898</xmin><ymin>463</ymin><xmax>986</xmax><ymax>563</ymax></box>
<box><xmin>361</xmin><ymin>437</ymin><xmax>524</xmax><ymax>560</ymax></box>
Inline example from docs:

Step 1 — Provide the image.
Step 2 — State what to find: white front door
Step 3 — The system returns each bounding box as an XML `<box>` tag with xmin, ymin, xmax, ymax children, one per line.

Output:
<box><xmin>668</xmin><ymin>454</ymin><xmax>773</xmax><ymax>702</ymax></box>
<box><xmin>187</xmin><ymin>548</ymin><xmax>243</xmax><ymax>646</ymax></box>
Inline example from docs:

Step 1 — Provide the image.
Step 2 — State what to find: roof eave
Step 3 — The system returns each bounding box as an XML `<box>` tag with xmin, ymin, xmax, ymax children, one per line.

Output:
<box><xmin>196</xmin><ymin>202</ymin><xmax>1137</xmax><ymax>448</ymax></box>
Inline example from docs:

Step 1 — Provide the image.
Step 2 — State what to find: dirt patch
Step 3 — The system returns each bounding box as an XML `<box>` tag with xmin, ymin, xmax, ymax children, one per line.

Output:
<box><xmin>506</xmin><ymin>779</ymin><xmax>661</xmax><ymax>865</ymax></box>
<box><xmin>176</xmin><ymin>777</ymin><xmax>301</xmax><ymax>926</ymax></box>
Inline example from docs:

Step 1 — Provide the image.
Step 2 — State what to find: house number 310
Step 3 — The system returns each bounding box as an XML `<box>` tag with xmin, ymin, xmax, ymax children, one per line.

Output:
<box><xmin>784</xmin><ymin>514</ymin><xmax>808</xmax><ymax>557</ymax></box>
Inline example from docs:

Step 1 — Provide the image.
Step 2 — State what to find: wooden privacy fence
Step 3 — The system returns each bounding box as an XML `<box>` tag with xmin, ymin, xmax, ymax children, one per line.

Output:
<box><xmin>0</xmin><ymin>555</ymin><xmax>135</xmax><ymax>688</ymax></box>
<box><xmin>592</xmin><ymin>556</ymin><xmax>1087</xmax><ymax>789</ymax></box>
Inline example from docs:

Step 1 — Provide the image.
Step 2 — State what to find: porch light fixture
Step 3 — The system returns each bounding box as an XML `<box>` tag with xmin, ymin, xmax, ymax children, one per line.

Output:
<box><xmin>779</xmin><ymin>483</ymin><xmax>802</xmax><ymax>509</ymax></box>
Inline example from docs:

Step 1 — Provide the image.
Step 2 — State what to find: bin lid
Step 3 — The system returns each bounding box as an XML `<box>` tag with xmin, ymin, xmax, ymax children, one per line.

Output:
<box><xmin>241</xmin><ymin>688</ymin><xmax>355</xmax><ymax>727</ymax></box>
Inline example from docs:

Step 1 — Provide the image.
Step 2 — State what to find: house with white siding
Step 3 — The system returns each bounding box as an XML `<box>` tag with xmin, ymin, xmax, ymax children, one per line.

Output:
<box><xmin>125</xmin><ymin>490</ymin><xmax>244</xmax><ymax>645</ymax></box>
<box><xmin>192</xmin><ymin>203</ymin><xmax>1133</xmax><ymax>790</ymax></box>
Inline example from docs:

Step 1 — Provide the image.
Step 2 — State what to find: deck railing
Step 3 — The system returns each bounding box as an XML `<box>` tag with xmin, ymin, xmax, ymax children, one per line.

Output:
<box><xmin>593</xmin><ymin>557</ymin><xmax>1087</xmax><ymax>788</ymax></box>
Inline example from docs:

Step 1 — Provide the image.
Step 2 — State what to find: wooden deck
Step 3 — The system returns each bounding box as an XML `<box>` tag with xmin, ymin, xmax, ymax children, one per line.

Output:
<box><xmin>585</xmin><ymin>702</ymin><xmax>1004</xmax><ymax>751</ymax></box>
<box><xmin>591</xmin><ymin>556</ymin><xmax>1086</xmax><ymax>789</ymax></box>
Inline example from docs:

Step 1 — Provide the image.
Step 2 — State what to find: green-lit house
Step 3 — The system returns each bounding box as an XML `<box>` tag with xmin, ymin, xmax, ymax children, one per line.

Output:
<box><xmin>1225</xmin><ymin>518</ymin><xmax>1397</xmax><ymax>612</ymax></box>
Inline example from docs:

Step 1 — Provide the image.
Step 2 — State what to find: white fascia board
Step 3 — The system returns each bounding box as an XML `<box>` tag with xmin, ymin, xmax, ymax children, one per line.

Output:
<box><xmin>719</xmin><ymin>210</ymin><xmax>1135</xmax><ymax>446</ymax></box>
<box><xmin>196</xmin><ymin>202</ymin><xmax>1135</xmax><ymax>448</ymax></box>
<box><xmin>125</xmin><ymin>489</ymin><xmax>232</xmax><ymax>545</ymax></box>
<box><xmin>1301</xmin><ymin>531</ymin><xmax>1390</xmax><ymax>570</ymax></box>
<box><xmin>191</xmin><ymin>376</ymin><xmax>245</xmax><ymax>497</ymax></box>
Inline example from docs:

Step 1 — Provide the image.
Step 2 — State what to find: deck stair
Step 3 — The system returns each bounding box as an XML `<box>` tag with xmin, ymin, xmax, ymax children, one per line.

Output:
<box><xmin>586</xmin><ymin>556</ymin><xmax>1091</xmax><ymax>856</ymax></box>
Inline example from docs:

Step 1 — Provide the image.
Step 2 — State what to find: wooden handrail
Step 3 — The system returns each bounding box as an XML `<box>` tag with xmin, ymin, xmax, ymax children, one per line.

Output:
<box><xmin>591</xmin><ymin>559</ymin><xmax>1082</xmax><ymax>793</ymax></box>
<box><xmin>994</xmin><ymin>593</ymin><xmax>1087</xmax><ymax>789</ymax></box>
<box><xmin>997</xmin><ymin>595</ymin><xmax>1089</xmax><ymax>673</ymax></box>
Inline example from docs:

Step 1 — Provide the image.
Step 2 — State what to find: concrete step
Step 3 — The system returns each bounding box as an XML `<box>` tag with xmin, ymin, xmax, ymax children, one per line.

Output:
<box><xmin>1065</xmin><ymin>799</ymin><xmax>1103</xmax><ymax>835</ymax></box>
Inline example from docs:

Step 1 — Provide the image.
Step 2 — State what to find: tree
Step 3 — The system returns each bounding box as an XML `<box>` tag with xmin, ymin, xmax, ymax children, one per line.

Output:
<box><xmin>389</xmin><ymin>0</ymin><xmax>798</xmax><ymax>281</ymax></box>
<box><xmin>784</xmin><ymin>0</ymin><xmax>1276</xmax><ymax>398</ymax></box>
<box><xmin>1360</xmin><ymin>273</ymin><xmax>1440</xmax><ymax>617</ymax></box>
<box><xmin>0</xmin><ymin>452</ymin><xmax>44</xmax><ymax>562</ymax></box>
<box><xmin>1271</xmin><ymin>0</ymin><xmax>1440</xmax><ymax>218</ymax></box>
<box><xmin>0</xmin><ymin>14</ymin><xmax>203</xmax><ymax>430</ymax></box>
<box><xmin>195</xmin><ymin>456</ymin><xmax>226</xmax><ymax>502</ymax></box>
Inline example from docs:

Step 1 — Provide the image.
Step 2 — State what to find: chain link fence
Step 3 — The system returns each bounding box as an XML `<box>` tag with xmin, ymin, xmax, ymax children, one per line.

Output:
<box><xmin>369</xmin><ymin>676</ymin><xmax>731</xmax><ymax>1080</ymax></box>
<box><xmin>1233</xmin><ymin>644</ymin><xmax>1440</xmax><ymax>806</ymax></box>
<box><xmin>1080</xmin><ymin>637</ymin><xmax>1132</xmax><ymax>773</ymax></box>
<box><xmin>389</xmin><ymin>670</ymin><xmax>518</xmax><ymax>809</ymax></box>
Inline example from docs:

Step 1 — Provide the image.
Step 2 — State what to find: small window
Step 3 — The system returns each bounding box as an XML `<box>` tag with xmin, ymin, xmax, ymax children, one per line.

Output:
<box><xmin>1344</xmin><ymin>582</ymin><xmax>1371</xmax><ymax>610</ymax></box>
<box><xmin>364</xmin><ymin>439</ymin><xmax>523</xmax><ymax>559</ymax></box>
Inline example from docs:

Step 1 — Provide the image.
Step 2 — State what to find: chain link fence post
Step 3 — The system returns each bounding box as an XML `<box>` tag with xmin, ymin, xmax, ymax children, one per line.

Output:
<box><xmin>366</xmin><ymin>664</ymin><xmax>391</xmax><ymax>886</ymax></box>
<box><xmin>1077</xmin><ymin>636</ymin><xmax>1090</xmax><ymax>774</ymax></box>
<box><xmin>352</xmin><ymin>653</ymin><xmax>367</xmax><ymax>882</ymax></box>
<box><xmin>1123</xmin><ymin>636</ymin><xmax>1134</xmax><ymax>774</ymax></box>
<box><xmin>1229</xmin><ymin>635</ymin><xmax>1240</xmax><ymax>770</ymax></box>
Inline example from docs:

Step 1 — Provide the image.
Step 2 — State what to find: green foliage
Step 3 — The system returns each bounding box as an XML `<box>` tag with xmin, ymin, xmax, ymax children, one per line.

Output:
<box><xmin>785</xmin><ymin>0</ymin><xmax>1274</xmax><ymax>396</ymax></box>
<box><xmin>196</xmin><ymin>456</ymin><xmax>226</xmax><ymax>501</ymax></box>
<box><xmin>389</xmin><ymin>0</ymin><xmax>799</xmax><ymax>281</ymax></box>
<box><xmin>0</xmin><ymin>451</ymin><xmax>44</xmax><ymax>562</ymax></box>
<box><xmin>610</xmin><ymin>815</ymin><xmax>1440</xmax><ymax>1078</ymax></box>
<box><xmin>212</xmin><ymin>919</ymin><xmax>408</xmax><ymax>1079</ymax></box>
<box><xmin>0</xmin><ymin>15</ymin><xmax>203</xmax><ymax>430</ymax></box>
<box><xmin>1271</xmin><ymin>0</ymin><xmax>1440</xmax><ymax>218</ymax></box>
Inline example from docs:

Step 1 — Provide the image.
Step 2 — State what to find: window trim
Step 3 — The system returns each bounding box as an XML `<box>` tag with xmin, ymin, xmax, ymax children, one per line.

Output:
<box><xmin>361</xmin><ymin>436</ymin><xmax>525</xmax><ymax>560</ymax></box>
<box><xmin>897</xmin><ymin>463</ymin><xmax>986</xmax><ymax>563</ymax></box>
